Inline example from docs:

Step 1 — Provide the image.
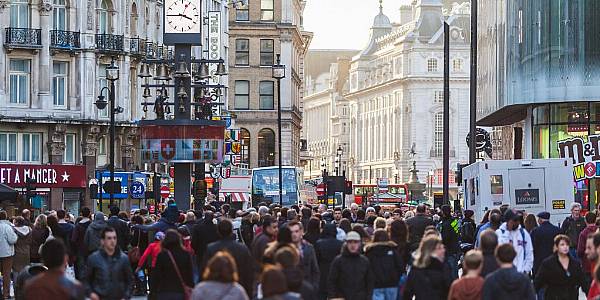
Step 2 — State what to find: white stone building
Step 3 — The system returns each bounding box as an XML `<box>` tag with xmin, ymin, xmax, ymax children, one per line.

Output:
<box><xmin>0</xmin><ymin>0</ymin><xmax>229</xmax><ymax>211</ymax></box>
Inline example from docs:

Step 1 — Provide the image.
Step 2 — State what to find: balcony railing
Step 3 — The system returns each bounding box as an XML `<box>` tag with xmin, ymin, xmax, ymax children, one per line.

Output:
<box><xmin>4</xmin><ymin>28</ymin><xmax>42</xmax><ymax>49</ymax></box>
<box><xmin>50</xmin><ymin>30</ymin><xmax>80</xmax><ymax>50</ymax></box>
<box><xmin>129</xmin><ymin>37</ymin><xmax>146</xmax><ymax>56</ymax></box>
<box><xmin>95</xmin><ymin>33</ymin><xmax>124</xmax><ymax>53</ymax></box>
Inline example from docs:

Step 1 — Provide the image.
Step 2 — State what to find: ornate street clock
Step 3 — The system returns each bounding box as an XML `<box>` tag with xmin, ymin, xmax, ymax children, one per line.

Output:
<box><xmin>163</xmin><ymin>0</ymin><xmax>202</xmax><ymax>45</ymax></box>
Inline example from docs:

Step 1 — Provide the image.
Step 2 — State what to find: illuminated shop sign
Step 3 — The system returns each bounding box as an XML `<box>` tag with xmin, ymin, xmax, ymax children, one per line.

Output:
<box><xmin>558</xmin><ymin>135</ymin><xmax>600</xmax><ymax>181</ymax></box>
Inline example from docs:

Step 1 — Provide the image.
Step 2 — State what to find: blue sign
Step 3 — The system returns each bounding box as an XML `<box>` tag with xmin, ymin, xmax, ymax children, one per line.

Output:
<box><xmin>96</xmin><ymin>171</ymin><xmax>129</xmax><ymax>199</ymax></box>
<box><xmin>130</xmin><ymin>181</ymin><xmax>145</xmax><ymax>199</ymax></box>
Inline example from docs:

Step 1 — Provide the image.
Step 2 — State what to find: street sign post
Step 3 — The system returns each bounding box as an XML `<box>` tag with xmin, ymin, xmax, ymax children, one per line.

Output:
<box><xmin>130</xmin><ymin>181</ymin><xmax>145</xmax><ymax>199</ymax></box>
<box><xmin>160</xmin><ymin>185</ymin><xmax>170</xmax><ymax>199</ymax></box>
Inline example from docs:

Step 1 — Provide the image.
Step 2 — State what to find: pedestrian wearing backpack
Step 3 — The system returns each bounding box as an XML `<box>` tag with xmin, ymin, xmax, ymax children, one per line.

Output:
<box><xmin>495</xmin><ymin>209</ymin><xmax>534</xmax><ymax>274</ymax></box>
<box><xmin>460</xmin><ymin>210</ymin><xmax>476</xmax><ymax>245</ymax></box>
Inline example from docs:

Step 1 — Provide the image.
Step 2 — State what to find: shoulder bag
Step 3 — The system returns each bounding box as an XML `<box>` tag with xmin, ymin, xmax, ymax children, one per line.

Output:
<box><xmin>166</xmin><ymin>250</ymin><xmax>193</xmax><ymax>300</ymax></box>
<box><xmin>128</xmin><ymin>228</ymin><xmax>142</xmax><ymax>264</ymax></box>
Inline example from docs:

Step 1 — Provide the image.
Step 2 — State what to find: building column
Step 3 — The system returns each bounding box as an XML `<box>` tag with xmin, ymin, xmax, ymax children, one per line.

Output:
<box><xmin>120</xmin><ymin>127</ymin><xmax>138</xmax><ymax>171</ymax></box>
<box><xmin>47</xmin><ymin>124</ymin><xmax>66</xmax><ymax>210</ymax></box>
<box><xmin>82</xmin><ymin>126</ymin><xmax>100</xmax><ymax>209</ymax></box>
<box><xmin>38</xmin><ymin>1</ymin><xmax>53</xmax><ymax>110</ymax></box>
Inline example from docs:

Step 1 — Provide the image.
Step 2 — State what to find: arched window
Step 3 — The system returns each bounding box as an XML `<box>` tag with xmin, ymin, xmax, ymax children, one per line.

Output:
<box><xmin>427</xmin><ymin>58</ymin><xmax>438</xmax><ymax>73</ymax></box>
<box><xmin>258</xmin><ymin>129</ymin><xmax>275</xmax><ymax>167</ymax></box>
<box><xmin>130</xmin><ymin>3</ymin><xmax>138</xmax><ymax>36</ymax></box>
<box><xmin>53</xmin><ymin>0</ymin><xmax>67</xmax><ymax>30</ymax></box>
<box><xmin>99</xmin><ymin>0</ymin><xmax>111</xmax><ymax>33</ymax></box>
<box><xmin>240</xmin><ymin>128</ymin><xmax>250</xmax><ymax>168</ymax></box>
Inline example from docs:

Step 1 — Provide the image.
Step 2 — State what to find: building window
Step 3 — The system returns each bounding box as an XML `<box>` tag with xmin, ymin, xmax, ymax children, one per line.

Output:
<box><xmin>258</xmin><ymin>129</ymin><xmax>275</xmax><ymax>167</ymax></box>
<box><xmin>236</xmin><ymin>2</ymin><xmax>249</xmax><ymax>21</ymax></box>
<box><xmin>452</xmin><ymin>59</ymin><xmax>462</xmax><ymax>72</ymax></box>
<box><xmin>433</xmin><ymin>113</ymin><xmax>443</xmax><ymax>157</ymax></box>
<box><xmin>53</xmin><ymin>62</ymin><xmax>68</xmax><ymax>107</ymax></box>
<box><xmin>10</xmin><ymin>0</ymin><xmax>29</xmax><ymax>28</ymax></box>
<box><xmin>99</xmin><ymin>0</ymin><xmax>110</xmax><ymax>33</ymax></box>
<box><xmin>98</xmin><ymin>137</ymin><xmax>106</xmax><ymax>155</ymax></box>
<box><xmin>259</xmin><ymin>81</ymin><xmax>274</xmax><ymax>110</ymax></box>
<box><xmin>234</xmin><ymin>80</ymin><xmax>249</xmax><ymax>110</ymax></box>
<box><xmin>53</xmin><ymin>0</ymin><xmax>67</xmax><ymax>30</ymax></box>
<box><xmin>434</xmin><ymin>91</ymin><xmax>444</xmax><ymax>103</ymax></box>
<box><xmin>261</xmin><ymin>0</ymin><xmax>274</xmax><ymax>21</ymax></box>
<box><xmin>260</xmin><ymin>39</ymin><xmax>274</xmax><ymax>66</ymax></box>
<box><xmin>427</xmin><ymin>58</ymin><xmax>438</xmax><ymax>73</ymax></box>
<box><xmin>98</xmin><ymin>64</ymin><xmax>108</xmax><ymax>117</ymax></box>
<box><xmin>21</xmin><ymin>133</ymin><xmax>40</xmax><ymax>162</ymax></box>
<box><xmin>235</xmin><ymin>39</ymin><xmax>249</xmax><ymax>66</ymax></box>
<box><xmin>9</xmin><ymin>59</ymin><xmax>30</xmax><ymax>105</ymax></box>
<box><xmin>64</xmin><ymin>133</ymin><xmax>76</xmax><ymax>163</ymax></box>
<box><xmin>0</xmin><ymin>133</ymin><xmax>17</xmax><ymax>162</ymax></box>
<box><xmin>240</xmin><ymin>128</ymin><xmax>250</xmax><ymax>167</ymax></box>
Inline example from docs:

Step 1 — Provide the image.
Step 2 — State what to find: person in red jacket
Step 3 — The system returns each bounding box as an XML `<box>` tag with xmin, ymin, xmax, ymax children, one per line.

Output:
<box><xmin>578</xmin><ymin>212</ymin><xmax>597</xmax><ymax>293</ymax></box>
<box><xmin>135</xmin><ymin>231</ymin><xmax>164</xmax><ymax>299</ymax></box>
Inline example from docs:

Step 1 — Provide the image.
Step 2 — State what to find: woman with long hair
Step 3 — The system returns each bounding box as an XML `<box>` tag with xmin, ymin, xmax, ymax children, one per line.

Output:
<box><xmin>534</xmin><ymin>234</ymin><xmax>584</xmax><ymax>300</ymax></box>
<box><xmin>192</xmin><ymin>251</ymin><xmax>249</xmax><ymax>300</ymax></box>
<box><xmin>153</xmin><ymin>229</ymin><xmax>194</xmax><ymax>300</ymax></box>
<box><xmin>303</xmin><ymin>217</ymin><xmax>321</xmax><ymax>245</ymax></box>
<box><xmin>403</xmin><ymin>235</ymin><xmax>451</xmax><ymax>300</ymax></box>
<box><xmin>524</xmin><ymin>213</ymin><xmax>538</xmax><ymax>233</ymax></box>
<box><xmin>30</xmin><ymin>214</ymin><xmax>49</xmax><ymax>263</ymax></box>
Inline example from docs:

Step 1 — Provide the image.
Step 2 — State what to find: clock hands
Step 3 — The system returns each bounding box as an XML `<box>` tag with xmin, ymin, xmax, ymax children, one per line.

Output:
<box><xmin>166</xmin><ymin>13</ymin><xmax>193</xmax><ymax>21</ymax></box>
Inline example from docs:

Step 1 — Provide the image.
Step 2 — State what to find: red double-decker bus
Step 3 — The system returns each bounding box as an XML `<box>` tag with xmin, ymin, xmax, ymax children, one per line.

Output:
<box><xmin>353</xmin><ymin>183</ymin><xmax>409</xmax><ymax>207</ymax></box>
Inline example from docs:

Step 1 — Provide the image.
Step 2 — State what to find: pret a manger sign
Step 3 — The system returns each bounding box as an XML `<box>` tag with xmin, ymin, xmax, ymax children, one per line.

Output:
<box><xmin>0</xmin><ymin>164</ymin><xmax>87</xmax><ymax>188</ymax></box>
<box><xmin>557</xmin><ymin>135</ymin><xmax>600</xmax><ymax>181</ymax></box>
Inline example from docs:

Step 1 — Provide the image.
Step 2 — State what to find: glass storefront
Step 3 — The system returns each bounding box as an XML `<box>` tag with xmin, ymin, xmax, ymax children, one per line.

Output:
<box><xmin>533</xmin><ymin>102</ymin><xmax>600</xmax><ymax>209</ymax></box>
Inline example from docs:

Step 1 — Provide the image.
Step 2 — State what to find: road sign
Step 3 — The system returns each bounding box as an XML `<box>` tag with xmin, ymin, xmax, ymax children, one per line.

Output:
<box><xmin>160</xmin><ymin>185</ymin><xmax>170</xmax><ymax>198</ymax></box>
<box><xmin>130</xmin><ymin>181</ymin><xmax>145</xmax><ymax>199</ymax></box>
<box><xmin>377</xmin><ymin>178</ymin><xmax>389</xmax><ymax>193</ymax></box>
<box><xmin>316</xmin><ymin>183</ymin><xmax>325</xmax><ymax>197</ymax></box>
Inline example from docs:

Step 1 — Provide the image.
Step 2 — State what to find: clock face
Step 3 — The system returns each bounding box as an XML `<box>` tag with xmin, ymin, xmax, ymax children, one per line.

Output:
<box><xmin>165</xmin><ymin>0</ymin><xmax>200</xmax><ymax>33</ymax></box>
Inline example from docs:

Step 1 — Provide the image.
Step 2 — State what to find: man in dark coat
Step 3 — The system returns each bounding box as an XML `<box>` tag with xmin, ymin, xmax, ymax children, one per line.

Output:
<box><xmin>315</xmin><ymin>223</ymin><xmax>343</xmax><ymax>299</ymax></box>
<box><xmin>250</xmin><ymin>215</ymin><xmax>278</xmax><ymax>263</ymax></box>
<box><xmin>289</xmin><ymin>220</ymin><xmax>320</xmax><ymax>290</ymax></box>
<box><xmin>106</xmin><ymin>206</ymin><xmax>130</xmax><ymax>252</ymax></box>
<box><xmin>482</xmin><ymin>244</ymin><xmax>536</xmax><ymax>300</ymax></box>
<box><xmin>561</xmin><ymin>202</ymin><xmax>586</xmax><ymax>257</ymax></box>
<box><xmin>406</xmin><ymin>204</ymin><xmax>434</xmax><ymax>252</ymax></box>
<box><xmin>328</xmin><ymin>231</ymin><xmax>374</xmax><ymax>300</ymax></box>
<box><xmin>439</xmin><ymin>205</ymin><xmax>460</xmax><ymax>279</ymax></box>
<box><xmin>530</xmin><ymin>211</ymin><xmax>561</xmax><ymax>276</ymax></box>
<box><xmin>191</xmin><ymin>211</ymin><xmax>219</xmax><ymax>264</ymax></box>
<box><xmin>203</xmin><ymin>219</ymin><xmax>255</xmax><ymax>297</ymax></box>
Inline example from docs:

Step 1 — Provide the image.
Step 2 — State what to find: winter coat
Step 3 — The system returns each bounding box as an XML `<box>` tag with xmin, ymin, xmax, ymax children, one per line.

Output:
<box><xmin>251</xmin><ymin>232</ymin><xmax>274</xmax><ymax>263</ymax></box>
<box><xmin>439</xmin><ymin>217</ymin><xmax>460</xmax><ymax>254</ymax></box>
<box><xmin>533</xmin><ymin>254</ymin><xmax>585</xmax><ymax>300</ymax></box>
<box><xmin>561</xmin><ymin>215</ymin><xmax>586</xmax><ymax>248</ymax></box>
<box><xmin>364</xmin><ymin>241</ymin><xmax>404</xmax><ymax>288</ymax></box>
<box><xmin>496</xmin><ymin>223</ymin><xmax>534</xmax><ymax>273</ymax></box>
<box><xmin>56</xmin><ymin>221</ymin><xmax>74</xmax><ymax>252</ymax></box>
<box><xmin>84</xmin><ymin>247</ymin><xmax>133</xmax><ymax>299</ymax></box>
<box><xmin>327</xmin><ymin>244</ymin><xmax>374</xmax><ymax>300</ymax></box>
<box><xmin>480</xmin><ymin>250</ymin><xmax>499</xmax><ymax>278</ymax></box>
<box><xmin>240</xmin><ymin>218</ymin><xmax>256</xmax><ymax>248</ymax></box>
<box><xmin>70</xmin><ymin>218</ymin><xmax>91</xmax><ymax>257</ymax></box>
<box><xmin>578</xmin><ymin>224</ymin><xmax>598</xmax><ymax>273</ymax></box>
<box><xmin>447</xmin><ymin>276</ymin><xmax>484</xmax><ymax>300</ymax></box>
<box><xmin>24</xmin><ymin>269</ymin><xmax>85</xmax><ymax>300</ymax></box>
<box><xmin>0</xmin><ymin>220</ymin><xmax>18</xmax><ymax>258</ymax></box>
<box><xmin>406</xmin><ymin>214</ymin><xmax>434</xmax><ymax>252</ymax></box>
<box><xmin>299</xmin><ymin>241</ymin><xmax>320</xmax><ymax>290</ymax></box>
<box><xmin>303</xmin><ymin>232</ymin><xmax>319</xmax><ymax>246</ymax></box>
<box><xmin>154</xmin><ymin>248</ymin><xmax>194</xmax><ymax>294</ymax></box>
<box><xmin>314</xmin><ymin>224</ymin><xmax>343</xmax><ymax>295</ymax></box>
<box><xmin>191</xmin><ymin>281</ymin><xmax>249</xmax><ymax>300</ymax></box>
<box><xmin>191</xmin><ymin>216</ymin><xmax>219</xmax><ymax>262</ymax></box>
<box><xmin>30</xmin><ymin>226</ymin><xmax>49</xmax><ymax>261</ymax></box>
<box><xmin>403</xmin><ymin>257</ymin><xmax>452</xmax><ymax>300</ymax></box>
<box><xmin>130</xmin><ymin>226</ymin><xmax>149</xmax><ymax>253</ymax></box>
<box><xmin>84</xmin><ymin>213</ymin><xmax>108</xmax><ymax>255</ymax></box>
<box><xmin>13</xmin><ymin>225</ymin><xmax>31</xmax><ymax>272</ymax></box>
<box><xmin>134</xmin><ymin>218</ymin><xmax>177</xmax><ymax>234</ymax></box>
<box><xmin>204</xmin><ymin>236</ymin><xmax>255</xmax><ymax>297</ymax></box>
<box><xmin>107</xmin><ymin>216</ymin><xmax>130</xmax><ymax>252</ymax></box>
<box><xmin>482</xmin><ymin>267</ymin><xmax>536</xmax><ymax>300</ymax></box>
<box><xmin>531</xmin><ymin>221</ymin><xmax>561</xmax><ymax>275</ymax></box>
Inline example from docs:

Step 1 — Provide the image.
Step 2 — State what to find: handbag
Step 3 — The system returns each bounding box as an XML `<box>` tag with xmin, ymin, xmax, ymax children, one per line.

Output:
<box><xmin>128</xmin><ymin>229</ymin><xmax>142</xmax><ymax>264</ymax></box>
<box><xmin>166</xmin><ymin>250</ymin><xmax>193</xmax><ymax>300</ymax></box>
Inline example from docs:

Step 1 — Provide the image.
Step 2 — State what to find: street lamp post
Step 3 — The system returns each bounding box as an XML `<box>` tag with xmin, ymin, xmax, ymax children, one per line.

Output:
<box><xmin>272</xmin><ymin>54</ymin><xmax>286</xmax><ymax>206</ymax></box>
<box><xmin>95</xmin><ymin>58</ymin><xmax>120</xmax><ymax>208</ymax></box>
<box><xmin>336</xmin><ymin>146</ymin><xmax>343</xmax><ymax>176</ymax></box>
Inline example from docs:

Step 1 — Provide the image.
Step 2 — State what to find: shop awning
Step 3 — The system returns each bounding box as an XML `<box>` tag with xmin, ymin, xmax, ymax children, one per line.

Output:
<box><xmin>0</xmin><ymin>183</ymin><xmax>17</xmax><ymax>202</ymax></box>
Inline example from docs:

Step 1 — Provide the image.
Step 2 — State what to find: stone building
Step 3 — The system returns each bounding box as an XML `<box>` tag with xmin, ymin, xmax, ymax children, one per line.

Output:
<box><xmin>228</xmin><ymin>0</ymin><xmax>312</xmax><ymax>169</ymax></box>
<box><xmin>0</xmin><ymin>0</ymin><xmax>228</xmax><ymax>212</ymax></box>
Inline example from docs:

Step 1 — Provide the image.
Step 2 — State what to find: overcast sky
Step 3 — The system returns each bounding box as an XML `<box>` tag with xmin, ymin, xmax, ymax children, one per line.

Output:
<box><xmin>304</xmin><ymin>0</ymin><xmax>411</xmax><ymax>50</ymax></box>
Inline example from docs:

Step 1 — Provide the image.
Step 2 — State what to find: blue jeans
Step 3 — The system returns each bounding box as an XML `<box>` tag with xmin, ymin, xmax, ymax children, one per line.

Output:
<box><xmin>373</xmin><ymin>287</ymin><xmax>398</xmax><ymax>300</ymax></box>
<box><xmin>446</xmin><ymin>253</ymin><xmax>459</xmax><ymax>280</ymax></box>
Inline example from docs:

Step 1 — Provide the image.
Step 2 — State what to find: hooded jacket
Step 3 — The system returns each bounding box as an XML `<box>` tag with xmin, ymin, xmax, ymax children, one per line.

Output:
<box><xmin>13</xmin><ymin>225</ymin><xmax>32</xmax><ymax>257</ymax></box>
<box><xmin>403</xmin><ymin>256</ymin><xmax>452</xmax><ymax>300</ymax></box>
<box><xmin>327</xmin><ymin>243</ymin><xmax>374</xmax><ymax>300</ymax></box>
<box><xmin>314</xmin><ymin>224</ymin><xmax>343</xmax><ymax>295</ymax></box>
<box><xmin>0</xmin><ymin>219</ymin><xmax>18</xmax><ymax>258</ymax></box>
<box><xmin>482</xmin><ymin>267</ymin><xmax>536</xmax><ymax>300</ymax></box>
<box><xmin>364</xmin><ymin>241</ymin><xmax>404</xmax><ymax>288</ymax></box>
<box><xmin>447</xmin><ymin>276</ymin><xmax>484</xmax><ymax>300</ymax></box>
<box><xmin>84</xmin><ymin>212</ymin><xmax>108</xmax><ymax>254</ymax></box>
<box><xmin>496</xmin><ymin>222</ymin><xmax>534</xmax><ymax>273</ymax></box>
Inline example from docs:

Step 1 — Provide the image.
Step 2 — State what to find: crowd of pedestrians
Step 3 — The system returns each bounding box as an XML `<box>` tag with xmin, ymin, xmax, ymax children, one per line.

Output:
<box><xmin>0</xmin><ymin>199</ymin><xmax>599</xmax><ymax>299</ymax></box>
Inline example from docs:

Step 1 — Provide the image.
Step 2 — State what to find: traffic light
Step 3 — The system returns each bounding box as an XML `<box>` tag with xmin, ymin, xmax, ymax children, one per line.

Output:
<box><xmin>25</xmin><ymin>177</ymin><xmax>36</xmax><ymax>199</ymax></box>
<box><xmin>194</xmin><ymin>179</ymin><xmax>207</xmax><ymax>202</ymax></box>
<box><xmin>455</xmin><ymin>163</ymin><xmax>468</xmax><ymax>186</ymax></box>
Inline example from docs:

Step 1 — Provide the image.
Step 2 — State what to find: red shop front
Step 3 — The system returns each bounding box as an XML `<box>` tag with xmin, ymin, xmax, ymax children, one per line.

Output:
<box><xmin>0</xmin><ymin>164</ymin><xmax>87</xmax><ymax>214</ymax></box>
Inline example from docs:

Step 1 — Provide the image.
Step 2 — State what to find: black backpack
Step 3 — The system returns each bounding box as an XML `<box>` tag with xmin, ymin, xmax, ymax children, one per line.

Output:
<box><xmin>460</xmin><ymin>219</ymin><xmax>476</xmax><ymax>244</ymax></box>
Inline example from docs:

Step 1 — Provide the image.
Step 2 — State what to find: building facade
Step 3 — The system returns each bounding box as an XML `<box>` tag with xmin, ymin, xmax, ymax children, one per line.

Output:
<box><xmin>0</xmin><ymin>0</ymin><xmax>229</xmax><ymax>213</ymax></box>
<box><xmin>228</xmin><ymin>0</ymin><xmax>311</xmax><ymax>169</ymax></box>
<box><xmin>477</xmin><ymin>0</ymin><xmax>600</xmax><ymax>209</ymax></box>
<box><xmin>344</xmin><ymin>0</ymin><xmax>471</xmax><ymax>199</ymax></box>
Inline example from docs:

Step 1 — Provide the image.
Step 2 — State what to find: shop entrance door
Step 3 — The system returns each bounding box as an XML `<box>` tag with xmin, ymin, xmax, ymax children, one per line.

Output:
<box><xmin>508</xmin><ymin>168</ymin><xmax>546</xmax><ymax>212</ymax></box>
